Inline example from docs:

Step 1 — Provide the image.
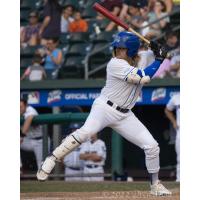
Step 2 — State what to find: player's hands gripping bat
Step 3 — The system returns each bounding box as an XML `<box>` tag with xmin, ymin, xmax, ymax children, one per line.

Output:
<box><xmin>150</xmin><ymin>41</ymin><xmax>168</xmax><ymax>62</ymax></box>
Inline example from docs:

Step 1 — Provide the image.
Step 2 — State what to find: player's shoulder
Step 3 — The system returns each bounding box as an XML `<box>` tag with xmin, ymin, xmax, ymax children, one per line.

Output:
<box><xmin>108</xmin><ymin>57</ymin><xmax>130</xmax><ymax>68</ymax></box>
<box><xmin>171</xmin><ymin>93</ymin><xmax>180</xmax><ymax>102</ymax></box>
<box><xmin>25</xmin><ymin>106</ymin><xmax>38</xmax><ymax>117</ymax></box>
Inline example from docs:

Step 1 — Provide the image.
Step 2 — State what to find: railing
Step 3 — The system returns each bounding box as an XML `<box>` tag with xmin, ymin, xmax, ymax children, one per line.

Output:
<box><xmin>84</xmin><ymin>7</ymin><xmax>180</xmax><ymax>79</ymax></box>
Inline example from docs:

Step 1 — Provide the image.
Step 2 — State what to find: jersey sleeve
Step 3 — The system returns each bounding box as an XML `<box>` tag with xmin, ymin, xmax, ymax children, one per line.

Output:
<box><xmin>24</xmin><ymin>107</ymin><xmax>38</xmax><ymax>119</ymax></box>
<box><xmin>166</xmin><ymin>96</ymin><xmax>176</xmax><ymax>111</ymax></box>
<box><xmin>109</xmin><ymin>59</ymin><xmax>135</xmax><ymax>81</ymax></box>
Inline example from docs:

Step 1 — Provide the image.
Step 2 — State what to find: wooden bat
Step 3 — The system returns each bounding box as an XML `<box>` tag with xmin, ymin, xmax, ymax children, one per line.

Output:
<box><xmin>93</xmin><ymin>3</ymin><xmax>150</xmax><ymax>45</ymax></box>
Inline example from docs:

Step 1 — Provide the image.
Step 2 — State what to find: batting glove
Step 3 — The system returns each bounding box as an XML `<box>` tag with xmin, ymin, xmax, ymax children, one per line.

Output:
<box><xmin>150</xmin><ymin>41</ymin><xmax>168</xmax><ymax>62</ymax></box>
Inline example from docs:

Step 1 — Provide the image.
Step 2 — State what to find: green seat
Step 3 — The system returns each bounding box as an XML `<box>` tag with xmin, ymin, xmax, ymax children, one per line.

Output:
<box><xmin>20</xmin><ymin>0</ymin><xmax>37</xmax><ymax>10</ymax></box>
<box><xmin>20</xmin><ymin>10</ymin><xmax>30</xmax><ymax>23</ymax></box>
<box><xmin>61</xmin><ymin>0</ymin><xmax>79</xmax><ymax>8</ymax></box>
<box><xmin>68</xmin><ymin>32</ymin><xmax>89</xmax><ymax>44</ymax></box>
<box><xmin>82</xmin><ymin>7</ymin><xmax>97</xmax><ymax>19</ymax></box>
<box><xmin>92</xmin><ymin>31</ymin><xmax>116</xmax><ymax>43</ymax></box>
<box><xmin>20</xmin><ymin>46</ymin><xmax>39</xmax><ymax>57</ymax></box>
<box><xmin>59</xmin><ymin>56</ymin><xmax>85</xmax><ymax>78</ymax></box>
<box><xmin>20</xmin><ymin>58</ymin><xmax>33</xmax><ymax>68</ymax></box>
<box><xmin>60</xmin><ymin>33</ymin><xmax>70</xmax><ymax>44</ymax></box>
<box><xmin>66</xmin><ymin>43</ymin><xmax>90</xmax><ymax>56</ymax></box>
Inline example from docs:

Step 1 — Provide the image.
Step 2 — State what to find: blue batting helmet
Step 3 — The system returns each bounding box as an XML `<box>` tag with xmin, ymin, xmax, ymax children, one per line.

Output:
<box><xmin>111</xmin><ymin>31</ymin><xmax>140</xmax><ymax>57</ymax></box>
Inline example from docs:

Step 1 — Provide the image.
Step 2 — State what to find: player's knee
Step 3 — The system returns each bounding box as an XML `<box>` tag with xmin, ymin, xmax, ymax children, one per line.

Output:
<box><xmin>72</xmin><ymin>127</ymin><xmax>95</xmax><ymax>142</ymax></box>
<box><xmin>144</xmin><ymin>144</ymin><xmax>160</xmax><ymax>159</ymax></box>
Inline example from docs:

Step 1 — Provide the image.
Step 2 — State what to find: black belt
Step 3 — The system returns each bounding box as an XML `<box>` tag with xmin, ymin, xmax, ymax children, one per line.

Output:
<box><xmin>86</xmin><ymin>165</ymin><xmax>100</xmax><ymax>168</ymax></box>
<box><xmin>68</xmin><ymin>166</ymin><xmax>81</xmax><ymax>171</ymax></box>
<box><xmin>32</xmin><ymin>137</ymin><xmax>42</xmax><ymax>140</ymax></box>
<box><xmin>107</xmin><ymin>100</ymin><xmax>129</xmax><ymax>113</ymax></box>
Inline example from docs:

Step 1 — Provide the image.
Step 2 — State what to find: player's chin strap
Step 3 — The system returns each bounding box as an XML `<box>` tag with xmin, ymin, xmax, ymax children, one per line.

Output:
<box><xmin>125</xmin><ymin>60</ymin><xmax>162</xmax><ymax>85</ymax></box>
<box><xmin>52</xmin><ymin>134</ymin><xmax>81</xmax><ymax>161</ymax></box>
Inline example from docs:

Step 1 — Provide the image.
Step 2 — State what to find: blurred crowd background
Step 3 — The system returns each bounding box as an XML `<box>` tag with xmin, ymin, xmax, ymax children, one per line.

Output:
<box><xmin>20</xmin><ymin>0</ymin><xmax>180</xmax><ymax>81</ymax></box>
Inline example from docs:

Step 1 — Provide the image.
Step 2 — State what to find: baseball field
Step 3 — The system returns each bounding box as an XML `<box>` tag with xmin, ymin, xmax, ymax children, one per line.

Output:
<box><xmin>20</xmin><ymin>181</ymin><xmax>180</xmax><ymax>200</ymax></box>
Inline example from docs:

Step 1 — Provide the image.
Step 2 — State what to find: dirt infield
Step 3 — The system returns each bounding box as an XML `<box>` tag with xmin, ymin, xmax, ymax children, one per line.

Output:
<box><xmin>20</xmin><ymin>181</ymin><xmax>180</xmax><ymax>200</ymax></box>
<box><xmin>21</xmin><ymin>190</ymin><xmax>180</xmax><ymax>200</ymax></box>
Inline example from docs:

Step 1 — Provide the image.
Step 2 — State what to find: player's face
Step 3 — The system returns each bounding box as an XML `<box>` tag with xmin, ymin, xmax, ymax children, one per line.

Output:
<box><xmin>20</xmin><ymin>102</ymin><xmax>26</xmax><ymax>115</ymax></box>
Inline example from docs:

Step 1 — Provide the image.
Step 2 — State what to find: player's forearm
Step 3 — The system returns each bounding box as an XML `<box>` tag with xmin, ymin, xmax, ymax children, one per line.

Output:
<box><xmin>165</xmin><ymin>108</ymin><xmax>177</xmax><ymax>125</ymax></box>
<box><xmin>126</xmin><ymin>60</ymin><xmax>161</xmax><ymax>84</ymax></box>
<box><xmin>142</xmin><ymin>60</ymin><xmax>162</xmax><ymax>78</ymax></box>
<box><xmin>89</xmin><ymin>154</ymin><xmax>103</xmax><ymax>162</ymax></box>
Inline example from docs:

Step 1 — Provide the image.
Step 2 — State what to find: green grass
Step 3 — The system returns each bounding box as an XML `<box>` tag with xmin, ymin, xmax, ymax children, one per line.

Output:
<box><xmin>20</xmin><ymin>181</ymin><xmax>179</xmax><ymax>193</ymax></box>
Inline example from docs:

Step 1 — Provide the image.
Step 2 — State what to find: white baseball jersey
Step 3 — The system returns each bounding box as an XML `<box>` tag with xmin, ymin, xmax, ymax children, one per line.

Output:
<box><xmin>23</xmin><ymin>106</ymin><xmax>43</xmax><ymax>139</ymax></box>
<box><xmin>101</xmin><ymin>57</ymin><xmax>143</xmax><ymax>109</ymax></box>
<box><xmin>80</xmin><ymin>139</ymin><xmax>106</xmax><ymax>166</ymax></box>
<box><xmin>64</xmin><ymin>145</ymin><xmax>84</xmax><ymax>168</ymax></box>
<box><xmin>166</xmin><ymin>93</ymin><xmax>180</xmax><ymax>127</ymax></box>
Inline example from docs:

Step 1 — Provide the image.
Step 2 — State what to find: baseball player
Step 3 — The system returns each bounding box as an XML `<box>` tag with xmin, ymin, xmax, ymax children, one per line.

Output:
<box><xmin>63</xmin><ymin>123</ymin><xmax>84</xmax><ymax>181</ymax></box>
<box><xmin>165</xmin><ymin>92</ymin><xmax>180</xmax><ymax>182</ymax></box>
<box><xmin>79</xmin><ymin>133</ymin><xmax>106</xmax><ymax>181</ymax></box>
<box><xmin>37</xmin><ymin>31</ymin><xmax>171</xmax><ymax>196</ymax></box>
<box><xmin>20</xmin><ymin>98</ymin><xmax>43</xmax><ymax>170</ymax></box>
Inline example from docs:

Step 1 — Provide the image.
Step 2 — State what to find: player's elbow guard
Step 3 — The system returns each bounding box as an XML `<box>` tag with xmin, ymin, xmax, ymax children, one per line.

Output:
<box><xmin>126</xmin><ymin>68</ymin><xmax>150</xmax><ymax>85</ymax></box>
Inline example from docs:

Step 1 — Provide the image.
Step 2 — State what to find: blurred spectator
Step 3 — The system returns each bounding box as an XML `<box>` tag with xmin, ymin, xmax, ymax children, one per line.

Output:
<box><xmin>99</xmin><ymin>0</ymin><xmax>123</xmax><ymax>16</ymax></box>
<box><xmin>39</xmin><ymin>0</ymin><xmax>61</xmax><ymax>45</ymax></box>
<box><xmin>120</xmin><ymin>0</ymin><xmax>148</xmax><ymax>20</ymax></box>
<box><xmin>165</xmin><ymin>32</ymin><xmax>179</xmax><ymax>52</ymax></box>
<box><xmin>126</xmin><ymin>2</ymin><xmax>148</xmax><ymax>31</ymax></box>
<box><xmin>137</xmin><ymin>43</ymin><xmax>155</xmax><ymax>69</ymax></box>
<box><xmin>37</xmin><ymin>37</ymin><xmax>63</xmax><ymax>79</ymax></box>
<box><xmin>153</xmin><ymin>58</ymin><xmax>171</xmax><ymax>78</ymax></box>
<box><xmin>61</xmin><ymin>5</ymin><xmax>74</xmax><ymax>33</ymax></box>
<box><xmin>20</xmin><ymin>98</ymin><xmax>43</xmax><ymax>170</ymax></box>
<box><xmin>165</xmin><ymin>92</ymin><xmax>180</xmax><ymax>182</ymax></box>
<box><xmin>69</xmin><ymin>11</ymin><xmax>88</xmax><ymax>33</ymax></box>
<box><xmin>163</xmin><ymin>0</ymin><xmax>173</xmax><ymax>13</ymax></box>
<box><xmin>97</xmin><ymin>0</ymin><xmax>123</xmax><ymax>31</ymax></box>
<box><xmin>80</xmin><ymin>133</ymin><xmax>106</xmax><ymax>181</ymax></box>
<box><xmin>169</xmin><ymin>54</ymin><xmax>180</xmax><ymax>78</ymax></box>
<box><xmin>21</xmin><ymin>54</ymin><xmax>46</xmax><ymax>81</ymax></box>
<box><xmin>145</xmin><ymin>0</ymin><xmax>170</xmax><ymax>39</ymax></box>
<box><xmin>20</xmin><ymin>11</ymin><xmax>41</xmax><ymax>47</ymax></box>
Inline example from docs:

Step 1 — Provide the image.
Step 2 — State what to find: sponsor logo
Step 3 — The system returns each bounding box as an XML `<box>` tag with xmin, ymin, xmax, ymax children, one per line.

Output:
<box><xmin>64</xmin><ymin>93</ymin><xmax>100</xmax><ymax>100</ymax></box>
<box><xmin>47</xmin><ymin>90</ymin><xmax>62</xmax><ymax>104</ymax></box>
<box><xmin>151</xmin><ymin>88</ymin><xmax>166</xmax><ymax>102</ymax></box>
<box><xmin>27</xmin><ymin>92</ymin><xmax>40</xmax><ymax>104</ymax></box>
<box><xmin>169</xmin><ymin>91</ymin><xmax>179</xmax><ymax>98</ymax></box>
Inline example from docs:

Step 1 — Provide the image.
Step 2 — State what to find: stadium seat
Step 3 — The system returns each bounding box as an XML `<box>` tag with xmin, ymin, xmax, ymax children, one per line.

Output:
<box><xmin>82</xmin><ymin>7</ymin><xmax>97</xmax><ymax>19</ymax></box>
<box><xmin>98</xmin><ymin>19</ymin><xmax>110</xmax><ymax>31</ymax></box>
<box><xmin>59</xmin><ymin>33</ymin><xmax>70</xmax><ymax>44</ymax></box>
<box><xmin>65</xmin><ymin>43</ymin><xmax>90</xmax><ymax>57</ymax></box>
<box><xmin>91</xmin><ymin>31</ymin><xmax>116</xmax><ymax>43</ymax></box>
<box><xmin>61</xmin><ymin>0</ymin><xmax>80</xmax><ymax>8</ymax></box>
<box><xmin>67</xmin><ymin>32</ymin><xmax>89</xmax><ymax>44</ymax></box>
<box><xmin>20</xmin><ymin>46</ymin><xmax>39</xmax><ymax>57</ymax></box>
<box><xmin>59</xmin><ymin>55</ymin><xmax>85</xmax><ymax>78</ymax></box>
<box><xmin>20</xmin><ymin>10</ymin><xmax>30</xmax><ymax>24</ymax></box>
<box><xmin>20</xmin><ymin>0</ymin><xmax>37</xmax><ymax>10</ymax></box>
<box><xmin>20</xmin><ymin>58</ymin><xmax>33</xmax><ymax>68</ymax></box>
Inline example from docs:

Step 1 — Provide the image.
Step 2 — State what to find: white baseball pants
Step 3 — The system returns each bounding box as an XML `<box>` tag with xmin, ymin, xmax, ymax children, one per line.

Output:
<box><xmin>21</xmin><ymin>137</ymin><xmax>50</xmax><ymax>170</ymax></box>
<box><xmin>73</xmin><ymin>96</ymin><xmax>160</xmax><ymax>174</ymax></box>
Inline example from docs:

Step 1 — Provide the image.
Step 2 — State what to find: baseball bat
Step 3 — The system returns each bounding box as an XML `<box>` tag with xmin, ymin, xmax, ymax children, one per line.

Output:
<box><xmin>93</xmin><ymin>3</ymin><xmax>150</xmax><ymax>45</ymax></box>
